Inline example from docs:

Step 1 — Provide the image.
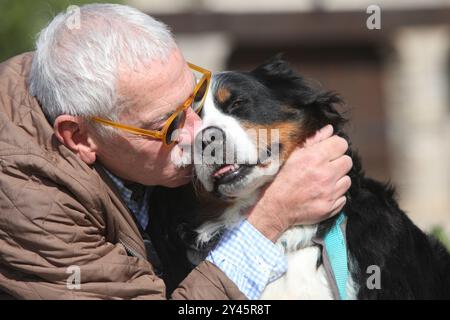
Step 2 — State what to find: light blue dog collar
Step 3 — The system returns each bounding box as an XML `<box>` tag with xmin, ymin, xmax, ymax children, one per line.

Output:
<box><xmin>323</xmin><ymin>212</ymin><xmax>348</xmax><ymax>300</ymax></box>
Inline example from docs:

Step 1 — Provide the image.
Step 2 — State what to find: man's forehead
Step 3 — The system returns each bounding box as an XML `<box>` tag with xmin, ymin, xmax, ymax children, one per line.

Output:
<box><xmin>118</xmin><ymin>49</ymin><xmax>186</xmax><ymax>96</ymax></box>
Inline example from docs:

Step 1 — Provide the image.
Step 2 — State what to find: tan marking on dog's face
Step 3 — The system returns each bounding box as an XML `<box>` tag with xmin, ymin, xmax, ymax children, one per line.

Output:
<box><xmin>241</xmin><ymin>120</ymin><xmax>306</xmax><ymax>165</ymax></box>
<box><xmin>216</xmin><ymin>87</ymin><xmax>231</xmax><ymax>104</ymax></box>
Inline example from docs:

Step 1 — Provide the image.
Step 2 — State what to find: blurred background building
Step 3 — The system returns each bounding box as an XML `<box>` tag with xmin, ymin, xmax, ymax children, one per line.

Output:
<box><xmin>1</xmin><ymin>0</ymin><xmax>449</xmax><ymax>245</ymax></box>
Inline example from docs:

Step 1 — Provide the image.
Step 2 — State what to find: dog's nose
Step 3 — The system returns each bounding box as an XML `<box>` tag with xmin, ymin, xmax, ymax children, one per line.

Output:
<box><xmin>199</xmin><ymin>126</ymin><xmax>226</xmax><ymax>151</ymax></box>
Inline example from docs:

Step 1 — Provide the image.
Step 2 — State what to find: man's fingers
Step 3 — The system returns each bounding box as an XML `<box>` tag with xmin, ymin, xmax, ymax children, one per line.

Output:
<box><xmin>330</xmin><ymin>196</ymin><xmax>347</xmax><ymax>217</ymax></box>
<box><xmin>316</xmin><ymin>124</ymin><xmax>334</xmax><ymax>142</ymax></box>
<box><xmin>319</xmin><ymin>135</ymin><xmax>349</xmax><ymax>161</ymax></box>
<box><xmin>328</xmin><ymin>176</ymin><xmax>351</xmax><ymax>218</ymax></box>
<box><xmin>329</xmin><ymin>154</ymin><xmax>353</xmax><ymax>181</ymax></box>
<box><xmin>304</xmin><ymin>125</ymin><xmax>334</xmax><ymax>147</ymax></box>
<box><xmin>334</xmin><ymin>175</ymin><xmax>351</xmax><ymax>199</ymax></box>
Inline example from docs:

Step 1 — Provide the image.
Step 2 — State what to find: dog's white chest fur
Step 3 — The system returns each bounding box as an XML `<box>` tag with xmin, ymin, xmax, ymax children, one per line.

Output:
<box><xmin>260</xmin><ymin>225</ymin><xmax>333</xmax><ymax>299</ymax></box>
<box><xmin>260</xmin><ymin>246</ymin><xmax>333</xmax><ymax>299</ymax></box>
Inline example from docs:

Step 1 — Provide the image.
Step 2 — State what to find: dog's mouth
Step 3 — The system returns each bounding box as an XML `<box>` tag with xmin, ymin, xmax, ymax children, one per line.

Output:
<box><xmin>212</xmin><ymin>163</ymin><xmax>255</xmax><ymax>187</ymax></box>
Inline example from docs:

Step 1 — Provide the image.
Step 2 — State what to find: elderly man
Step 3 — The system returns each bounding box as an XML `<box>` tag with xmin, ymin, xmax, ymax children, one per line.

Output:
<box><xmin>0</xmin><ymin>4</ymin><xmax>351</xmax><ymax>299</ymax></box>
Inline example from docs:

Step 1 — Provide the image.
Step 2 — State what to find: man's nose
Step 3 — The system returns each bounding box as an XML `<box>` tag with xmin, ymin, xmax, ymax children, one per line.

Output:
<box><xmin>178</xmin><ymin>108</ymin><xmax>202</xmax><ymax>145</ymax></box>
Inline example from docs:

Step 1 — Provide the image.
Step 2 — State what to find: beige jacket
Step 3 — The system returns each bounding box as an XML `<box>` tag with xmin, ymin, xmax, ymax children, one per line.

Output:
<box><xmin>0</xmin><ymin>53</ymin><xmax>245</xmax><ymax>300</ymax></box>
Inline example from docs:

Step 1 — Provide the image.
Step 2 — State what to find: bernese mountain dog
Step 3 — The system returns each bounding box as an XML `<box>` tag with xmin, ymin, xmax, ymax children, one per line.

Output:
<box><xmin>148</xmin><ymin>56</ymin><xmax>450</xmax><ymax>299</ymax></box>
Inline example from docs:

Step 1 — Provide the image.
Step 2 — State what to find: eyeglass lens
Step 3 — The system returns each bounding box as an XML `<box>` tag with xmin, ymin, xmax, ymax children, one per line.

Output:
<box><xmin>165</xmin><ymin>77</ymin><xmax>208</xmax><ymax>144</ymax></box>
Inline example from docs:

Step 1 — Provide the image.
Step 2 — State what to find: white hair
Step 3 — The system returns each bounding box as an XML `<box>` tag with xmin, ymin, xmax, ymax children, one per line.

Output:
<box><xmin>29</xmin><ymin>3</ymin><xmax>176</xmax><ymax>124</ymax></box>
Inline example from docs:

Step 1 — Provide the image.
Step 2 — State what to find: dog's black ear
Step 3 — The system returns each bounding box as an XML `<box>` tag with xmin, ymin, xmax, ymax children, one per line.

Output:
<box><xmin>308</xmin><ymin>90</ymin><xmax>347</xmax><ymax>134</ymax></box>
<box><xmin>250</xmin><ymin>54</ymin><xmax>316</xmax><ymax>104</ymax></box>
<box><xmin>251</xmin><ymin>53</ymin><xmax>297</xmax><ymax>80</ymax></box>
<box><xmin>251</xmin><ymin>55</ymin><xmax>347</xmax><ymax>133</ymax></box>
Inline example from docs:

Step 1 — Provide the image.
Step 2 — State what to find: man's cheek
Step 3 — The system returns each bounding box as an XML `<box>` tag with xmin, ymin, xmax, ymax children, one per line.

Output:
<box><xmin>170</xmin><ymin>143</ymin><xmax>193</xmax><ymax>168</ymax></box>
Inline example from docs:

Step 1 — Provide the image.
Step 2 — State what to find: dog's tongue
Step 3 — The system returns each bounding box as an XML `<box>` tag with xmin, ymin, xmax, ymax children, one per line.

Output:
<box><xmin>213</xmin><ymin>164</ymin><xmax>235</xmax><ymax>177</ymax></box>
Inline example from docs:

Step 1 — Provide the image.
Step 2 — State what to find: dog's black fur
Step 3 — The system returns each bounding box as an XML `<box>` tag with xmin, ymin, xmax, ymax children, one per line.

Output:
<box><xmin>148</xmin><ymin>56</ymin><xmax>450</xmax><ymax>299</ymax></box>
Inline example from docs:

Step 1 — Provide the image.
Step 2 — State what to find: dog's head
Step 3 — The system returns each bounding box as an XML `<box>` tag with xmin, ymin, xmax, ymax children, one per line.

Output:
<box><xmin>194</xmin><ymin>56</ymin><xmax>346</xmax><ymax>201</ymax></box>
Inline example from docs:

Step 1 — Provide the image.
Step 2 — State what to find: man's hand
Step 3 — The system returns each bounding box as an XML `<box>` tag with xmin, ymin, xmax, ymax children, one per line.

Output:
<box><xmin>247</xmin><ymin>125</ymin><xmax>352</xmax><ymax>242</ymax></box>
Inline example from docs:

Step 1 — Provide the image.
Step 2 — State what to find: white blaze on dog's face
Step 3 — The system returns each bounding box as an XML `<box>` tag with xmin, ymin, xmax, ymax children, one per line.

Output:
<box><xmin>193</xmin><ymin>65</ymin><xmax>311</xmax><ymax>200</ymax></box>
<box><xmin>194</xmin><ymin>74</ymin><xmax>278</xmax><ymax>199</ymax></box>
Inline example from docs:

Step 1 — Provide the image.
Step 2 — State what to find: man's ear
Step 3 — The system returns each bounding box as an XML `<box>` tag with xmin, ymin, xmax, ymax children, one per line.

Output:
<box><xmin>53</xmin><ymin>115</ymin><xmax>98</xmax><ymax>165</ymax></box>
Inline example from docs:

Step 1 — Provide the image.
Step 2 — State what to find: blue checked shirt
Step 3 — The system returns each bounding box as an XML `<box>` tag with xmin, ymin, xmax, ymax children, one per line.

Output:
<box><xmin>104</xmin><ymin>170</ymin><xmax>151</xmax><ymax>230</ymax></box>
<box><xmin>104</xmin><ymin>169</ymin><xmax>287</xmax><ymax>299</ymax></box>
<box><xmin>206</xmin><ymin>220</ymin><xmax>287</xmax><ymax>299</ymax></box>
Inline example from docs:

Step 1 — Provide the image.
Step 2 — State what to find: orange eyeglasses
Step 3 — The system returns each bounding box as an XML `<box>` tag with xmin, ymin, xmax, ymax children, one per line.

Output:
<box><xmin>91</xmin><ymin>62</ymin><xmax>211</xmax><ymax>145</ymax></box>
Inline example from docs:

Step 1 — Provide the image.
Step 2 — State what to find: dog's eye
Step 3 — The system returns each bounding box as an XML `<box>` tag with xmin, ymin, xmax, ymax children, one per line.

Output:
<box><xmin>229</xmin><ymin>99</ymin><xmax>244</xmax><ymax>112</ymax></box>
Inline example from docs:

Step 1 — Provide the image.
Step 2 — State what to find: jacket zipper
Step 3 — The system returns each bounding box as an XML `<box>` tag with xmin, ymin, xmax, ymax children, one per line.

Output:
<box><xmin>119</xmin><ymin>238</ymin><xmax>146</xmax><ymax>260</ymax></box>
